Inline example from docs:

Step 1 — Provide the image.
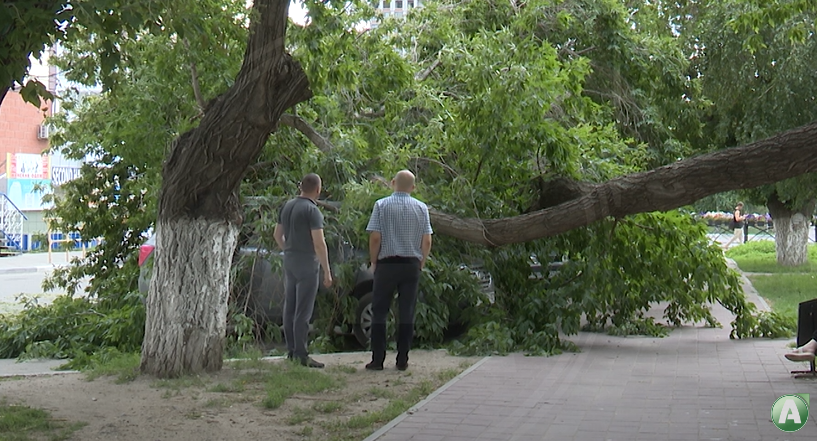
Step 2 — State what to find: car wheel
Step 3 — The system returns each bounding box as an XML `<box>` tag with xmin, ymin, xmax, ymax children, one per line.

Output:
<box><xmin>353</xmin><ymin>292</ymin><xmax>396</xmax><ymax>348</ymax></box>
<box><xmin>353</xmin><ymin>293</ymin><xmax>374</xmax><ymax>347</ymax></box>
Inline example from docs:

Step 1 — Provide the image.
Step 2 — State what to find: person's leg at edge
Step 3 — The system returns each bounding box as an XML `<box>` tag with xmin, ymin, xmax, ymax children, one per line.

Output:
<box><xmin>367</xmin><ymin>264</ymin><xmax>397</xmax><ymax>370</ymax></box>
<box><xmin>293</xmin><ymin>259</ymin><xmax>323</xmax><ymax>368</ymax></box>
<box><xmin>395</xmin><ymin>261</ymin><xmax>421</xmax><ymax>370</ymax></box>
<box><xmin>282</xmin><ymin>265</ymin><xmax>297</xmax><ymax>360</ymax></box>
<box><xmin>723</xmin><ymin>227</ymin><xmax>741</xmax><ymax>250</ymax></box>
<box><xmin>785</xmin><ymin>330</ymin><xmax>817</xmax><ymax>362</ymax></box>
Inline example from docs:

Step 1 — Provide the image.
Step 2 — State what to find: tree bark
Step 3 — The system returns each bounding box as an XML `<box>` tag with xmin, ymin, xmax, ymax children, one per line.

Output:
<box><xmin>430</xmin><ymin>120</ymin><xmax>817</xmax><ymax>246</ymax></box>
<box><xmin>767</xmin><ymin>194</ymin><xmax>816</xmax><ymax>267</ymax></box>
<box><xmin>141</xmin><ymin>0</ymin><xmax>311</xmax><ymax>378</ymax></box>
<box><xmin>140</xmin><ymin>219</ymin><xmax>238</xmax><ymax>377</ymax></box>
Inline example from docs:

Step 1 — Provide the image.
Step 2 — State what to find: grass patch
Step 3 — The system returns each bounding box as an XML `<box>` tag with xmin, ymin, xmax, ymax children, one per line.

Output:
<box><xmin>368</xmin><ymin>387</ymin><xmax>394</xmax><ymax>399</ymax></box>
<box><xmin>260</xmin><ymin>363</ymin><xmax>340</xmax><ymax>409</ymax></box>
<box><xmin>727</xmin><ymin>242</ymin><xmax>817</xmax><ymax>273</ymax></box>
<box><xmin>0</xmin><ymin>376</ymin><xmax>25</xmax><ymax>382</ymax></box>
<box><xmin>328</xmin><ymin>365</ymin><xmax>357</xmax><ymax>375</ymax></box>
<box><xmin>83</xmin><ymin>351</ymin><xmax>141</xmax><ymax>383</ymax></box>
<box><xmin>151</xmin><ymin>375</ymin><xmax>208</xmax><ymax>390</ymax></box>
<box><xmin>747</xmin><ymin>274</ymin><xmax>817</xmax><ymax>319</ymax></box>
<box><xmin>313</xmin><ymin>401</ymin><xmax>344</xmax><ymax>413</ymax></box>
<box><xmin>204</xmin><ymin>397</ymin><xmax>232</xmax><ymax>408</ymax></box>
<box><xmin>435</xmin><ymin>368</ymin><xmax>459</xmax><ymax>383</ymax></box>
<box><xmin>0</xmin><ymin>398</ymin><xmax>85</xmax><ymax>441</ymax></box>
<box><xmin>208</xmin><ymin>381</ymin><xmax>245</xmax><ymax>393</ymax></box>
<box><xmin>285</xmin><ymin>406</ymin><xmax>316</xmax><ymax>425</ymax></box>
<box><xmin>228</xmin><ymin>358</ymin><xmax>271</xmax><ymax>370</ymax></box>
<box><xmin>323</xmin><ymin>380</ymin><xmax>439</xmax><ymax>436</ymax></box>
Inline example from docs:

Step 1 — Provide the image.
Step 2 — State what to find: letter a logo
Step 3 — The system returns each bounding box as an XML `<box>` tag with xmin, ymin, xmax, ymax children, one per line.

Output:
<box><xmin>772</xmin><ymin>394</ymin><xmax>809</xmax><ymax>432</ymax></box>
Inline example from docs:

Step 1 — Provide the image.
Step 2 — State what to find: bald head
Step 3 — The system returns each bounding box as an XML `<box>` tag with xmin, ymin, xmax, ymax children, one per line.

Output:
<box><xmin>299</xmin><ymin>173</ymin><xmax>322</xmax><ymax>195</ymax></box>
<box><xmin>392</xmin><ymin>170</ymin><xmax>416</xmax><ymax>193</ymax></box>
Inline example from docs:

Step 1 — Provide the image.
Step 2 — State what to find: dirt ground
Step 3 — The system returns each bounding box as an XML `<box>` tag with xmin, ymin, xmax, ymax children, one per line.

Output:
<box><xmin>0</xmin><ymin>350</ymin><xmax>479</xmax><ymax>441</ymax></box>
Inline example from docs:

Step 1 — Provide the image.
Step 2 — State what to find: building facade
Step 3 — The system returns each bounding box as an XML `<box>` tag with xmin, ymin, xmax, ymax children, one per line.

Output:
<box><xmin>0</xmin><ymin>53</ymin><xmax>83</xmax><ymax>251</ymax></box>
<box><xmin>377</xmin><ymin>0</ymin><xmax>422</xmax><ymax>19</ymax></box>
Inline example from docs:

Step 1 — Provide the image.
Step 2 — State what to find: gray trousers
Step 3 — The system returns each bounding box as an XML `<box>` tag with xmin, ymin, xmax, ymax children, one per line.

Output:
<box><xmin>282</xmin><ymin>254</ymin><xmax>320</xmax><ymax>359</ymax></box>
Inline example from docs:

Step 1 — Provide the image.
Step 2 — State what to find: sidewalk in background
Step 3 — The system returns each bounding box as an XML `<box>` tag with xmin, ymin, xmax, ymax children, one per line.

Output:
<box><xmin>0</xmin><ymin>359</ymin><xmax>77</xmax><ymax>377</ymax></box>
<box><xmin>0</xmin><ymin>251</ymin><xmax>86</xmax><ymax>274</ymax></box>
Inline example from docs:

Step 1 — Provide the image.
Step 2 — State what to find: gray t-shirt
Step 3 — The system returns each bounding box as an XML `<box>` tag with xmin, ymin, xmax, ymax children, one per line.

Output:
<box><xmin>278</xmin><ymin>197</ymin><xmax>324</xmax><ymax>256</ymax></box>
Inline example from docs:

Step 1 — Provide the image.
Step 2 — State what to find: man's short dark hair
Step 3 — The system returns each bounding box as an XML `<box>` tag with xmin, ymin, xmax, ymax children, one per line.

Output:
<box><xmin>300</xmin><ymin>173</ymin><xmax>321</xmax><ymax>193</ymax></box>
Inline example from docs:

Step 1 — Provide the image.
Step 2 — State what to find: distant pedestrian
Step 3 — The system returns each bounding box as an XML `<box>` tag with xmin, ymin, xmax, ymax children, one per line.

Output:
<box><xmin>365</xmin><ymin>170</ymin><xmax>433</xmax><ymax>371</ymax></box>
<box><xmin>273</xmin><ymin>173</ymin><xmax>333</xmax><ymax>368</ymax></box>
<box><xmin>723</xmin><ymin>202</ymin><xmax>745</xmax><ymax>249</ymax></box>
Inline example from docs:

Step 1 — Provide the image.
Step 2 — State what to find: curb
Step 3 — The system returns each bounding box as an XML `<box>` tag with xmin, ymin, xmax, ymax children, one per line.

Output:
<box><xmin>725</xmin><ymin>257</ymin><xmax>772</xmax><ymax>312</ymax></box>
<box><xmin>0</xmin><ymin>358</ymin><xmax>80</xmax><ymax>378</ymax></box>
<box><xmin>0</xmin><ymin>265</ymin><xmax>57</xmax><ymax>275</ymax></box>
<box><xmin>362</xmin><ymin>356</ymin><xmax>490</xmax><ymax>441</ymax></box>
<box><xmin>0</xmin><ymin>370</ymin><xmax>81</xmax><ymax>378</ymax></box>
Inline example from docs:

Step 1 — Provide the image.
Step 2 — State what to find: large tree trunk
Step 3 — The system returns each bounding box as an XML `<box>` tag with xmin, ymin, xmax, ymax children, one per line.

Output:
<box><xmin>431</xmin><ymin>121</ymin><xmax>817</xmax><ymax>246</ymax></box>
<box><xmin>140</xmin><ymin>219</ymin><xmax>238</xmax><ymax>376</ymax></box>
<box><xmin>140</xmin><ymin>0</ymin><xmax>311</xmax><ymax>378</ymax></box>
<box><xmin>767</xmin><ymin>194</ymin><xmax>816</xmax><ymax>267</ymax></box>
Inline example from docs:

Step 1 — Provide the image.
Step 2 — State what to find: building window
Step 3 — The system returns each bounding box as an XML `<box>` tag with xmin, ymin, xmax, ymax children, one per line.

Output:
<box><xmin>381</xmin><ymin>0</ymin><xmax>389</xmax><ymax>9</ymax></box>
<box><xmin>408</xmin><ymin>0</ymin><xmax>414</xmax><ymax>7</ymax></box>
<box><xmin>396</xmin><ymin>0</ymin><xmax>403</xmax><ymax>8</ymax></box>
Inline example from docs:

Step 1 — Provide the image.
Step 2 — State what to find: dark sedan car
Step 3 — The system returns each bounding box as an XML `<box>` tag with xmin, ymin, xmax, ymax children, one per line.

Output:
<box><xmin>137</xmin><ymin>235</ymin><xmax>494</xmax><ymax>346</ymax></box>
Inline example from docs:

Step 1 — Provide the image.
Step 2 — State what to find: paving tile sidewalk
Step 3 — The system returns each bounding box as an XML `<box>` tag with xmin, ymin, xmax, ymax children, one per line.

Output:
<box><xmin>370</xmin><ymin>291</ymin><xmax>815</xmax><ymax>440</ymax></box>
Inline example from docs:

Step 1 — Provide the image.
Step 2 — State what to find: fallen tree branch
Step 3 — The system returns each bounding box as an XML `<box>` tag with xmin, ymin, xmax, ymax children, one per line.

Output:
<box><xmin>429</xmin><ymin>119</ymin><xmax>817</xmax><ymax>246</ymax></box>
<box><xmin>415</xmin><ymin>58</ymin><xmax>442</xmax><ymax>81</ymax></box>
<box><xmin>316</xmin><ymin>199</ymin><xmax>340</xmax><ymax>212</ymax></box>
<box><xmin>280</xmin><ymin>114</ymin><xmax>333</xmax><ymax>152</ymax></box>
<box><xmin>410</xmin><ymin>156</ymin><xmax>459</xmax><ymax>177</ymax></box>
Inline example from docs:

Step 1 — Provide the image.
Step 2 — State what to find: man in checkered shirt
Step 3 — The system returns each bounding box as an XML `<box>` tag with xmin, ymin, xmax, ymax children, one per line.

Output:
<box><xmin>365</xmin><ymin>170</ymin><xmax>433</xmax><ymax>371</ymax></box>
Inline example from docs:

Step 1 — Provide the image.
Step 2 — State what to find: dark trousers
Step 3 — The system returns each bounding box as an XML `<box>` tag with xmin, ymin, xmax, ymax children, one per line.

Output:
<box><xmin>370</xmin><ymin>259</ymin><xmax>421</xmax><ymax>364</ymax></box>
<box><xmin>282</xmin><ymin>255</ymin><xmax>320</xmax><ymax>360</ymax></box>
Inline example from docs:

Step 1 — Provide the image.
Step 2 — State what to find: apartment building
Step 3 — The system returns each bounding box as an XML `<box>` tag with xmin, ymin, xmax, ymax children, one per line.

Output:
<box><xmin>0</xmin><ymin>54</ymin><xmax>83</xmax><ymax>251</ymax></box>
<box><xmin>377</xmin><ymin>0</ymin><xmax>422</xmax><ymax>19</ymax></box>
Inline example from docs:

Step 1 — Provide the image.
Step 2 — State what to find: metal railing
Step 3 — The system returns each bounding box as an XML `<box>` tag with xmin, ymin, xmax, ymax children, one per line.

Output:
<box><xmin>706</xmin><ymin>219</ymin><xmax>817</xmax><ymax>244</ymax></box>
<box><xmin>0</xmin><ymin>192</ymin><xmax>27</xmax><ymax>252</ymax></box>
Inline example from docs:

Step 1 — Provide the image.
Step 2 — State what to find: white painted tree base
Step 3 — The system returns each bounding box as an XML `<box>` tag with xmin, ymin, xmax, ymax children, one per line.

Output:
<box><xmin>141</xmin><ymin>218</ymin><xmax>238</xmax><ymax>378</ymax></box>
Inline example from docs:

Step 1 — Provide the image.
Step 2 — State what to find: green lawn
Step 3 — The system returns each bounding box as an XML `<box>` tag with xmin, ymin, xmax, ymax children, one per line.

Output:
<box><xmin>747</xmin><ymin>274</ymin><xmax>817</xmax><ymax>319</ymax></box>
<box><xmin>727</xmin><ymin>242</ymin><xmax>817</xmax><ymax>319</ymax></box>
<box><xmin>726</xmin><ymin>241</ymin><xmax>817</xmax><ymax>273</ymax></box>
<box><xmin>0</xmin><ymin>398</ymin><xmax>85</xmax><ymax>441</ymax></box>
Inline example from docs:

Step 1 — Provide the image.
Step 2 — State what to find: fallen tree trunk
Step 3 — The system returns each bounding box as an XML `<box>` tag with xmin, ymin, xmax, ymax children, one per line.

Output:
<box><xmin>430</xmin><ymin>120</ymin><xmax>817</xmax><ymax>246</ymax></box>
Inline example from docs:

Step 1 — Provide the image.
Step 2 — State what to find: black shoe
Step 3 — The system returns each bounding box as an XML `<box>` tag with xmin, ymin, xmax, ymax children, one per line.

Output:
<box><xmin>286</xmin><ymin>351</ymin><xmax>293</xmax><ymax>360</ymax></box>
<box><xmin>300</xmin><ymin>357</ymin><xmax>324</xmax><ymax>369</ymax></box>
<box><xmin>396</xmin><ymin>354</ymin><xmax>408</xmax><ymax>371</ymax></box>
<box><xmin>365</xmin><ymin>361</ymin><xmax>384</xmax><ymax>371</ymax></box>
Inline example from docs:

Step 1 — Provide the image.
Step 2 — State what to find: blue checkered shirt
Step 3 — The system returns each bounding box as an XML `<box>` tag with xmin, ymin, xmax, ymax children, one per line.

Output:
<box><xmin>366</xmin><ymin>192</ymin><xmax>433</xmax><ymax>261</ymax></box>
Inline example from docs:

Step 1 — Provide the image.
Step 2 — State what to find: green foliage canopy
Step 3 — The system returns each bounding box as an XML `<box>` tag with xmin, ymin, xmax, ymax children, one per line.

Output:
<box><xmin>0</xmin><ymin>0</ymin><xmax>793</xmax><ymax>361</ymax></box>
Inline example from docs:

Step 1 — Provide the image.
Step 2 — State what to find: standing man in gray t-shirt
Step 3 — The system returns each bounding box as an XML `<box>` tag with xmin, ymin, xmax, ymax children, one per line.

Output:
<box><xmin>365</xmin><ymin>170</ymin><xmax>433</xmax><ymax>371</ymax></box>
<box><xmin>274</xmin><ymin>173</ymin><xmax>333</xmax><ymax>368</ymax></box>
